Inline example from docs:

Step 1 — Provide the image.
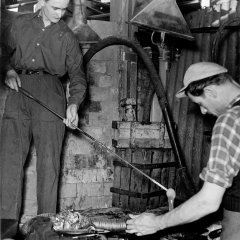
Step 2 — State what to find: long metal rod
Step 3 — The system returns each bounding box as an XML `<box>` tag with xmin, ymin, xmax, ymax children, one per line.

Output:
<box><xmin>18</xmin><ymin>87</ymin><xmax>168</xmax><ymax>191</ymax></box>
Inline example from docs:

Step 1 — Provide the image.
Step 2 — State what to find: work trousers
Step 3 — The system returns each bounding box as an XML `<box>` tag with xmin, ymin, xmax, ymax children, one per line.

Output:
<box><xmin>0</xmin><ymin>73</ymin><xmax>66</xmax><ymax>220</ymax></box>
<box><xmin>221</xmin><ymin>209</ymin><xmax>240</xmax><ymax>240</ymax></box>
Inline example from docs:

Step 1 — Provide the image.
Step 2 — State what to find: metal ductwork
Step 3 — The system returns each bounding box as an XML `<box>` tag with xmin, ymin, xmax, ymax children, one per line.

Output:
<box><xmin>130</xmin><ymin>0</ymin><xmax>194</xmax><ymax>41</ymax></box>
<box><xmin>68</xmin><ymin>0</ymin><xmax>101</xmax><ymax>43</ymax></box>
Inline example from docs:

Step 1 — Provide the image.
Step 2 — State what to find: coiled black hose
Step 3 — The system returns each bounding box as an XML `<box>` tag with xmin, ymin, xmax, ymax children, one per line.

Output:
<box><xmin>83</xmin><ymin>36</ymin><xmax>196</xmax><ymax>197</ymax></box>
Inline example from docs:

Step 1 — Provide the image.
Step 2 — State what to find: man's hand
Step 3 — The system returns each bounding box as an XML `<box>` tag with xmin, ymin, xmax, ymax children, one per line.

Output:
<box><xmin>5</xmin><ymin>69</ymin><xmax>21</xmax><ymax>91</ymax></box>
<box><xmin>126</xmin><ymin>212</ymin><xmax>163</xmax><ymax>236</ymax></box>
<box><xmin>126</xmin><ymin>182</ymin><xmax>226</xmax><ymax>237</ymax></box>
<box><xmin>64</xmin><ymin>104</ymin><xmax>78</xmax><ymax>129</ymax></box>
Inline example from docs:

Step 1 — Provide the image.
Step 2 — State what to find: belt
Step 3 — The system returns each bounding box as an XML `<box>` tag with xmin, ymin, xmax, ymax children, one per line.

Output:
<box><xmin>16</xmin><ymin>69</ymin><xmax>47</xmax><ymax>75</ymax></box>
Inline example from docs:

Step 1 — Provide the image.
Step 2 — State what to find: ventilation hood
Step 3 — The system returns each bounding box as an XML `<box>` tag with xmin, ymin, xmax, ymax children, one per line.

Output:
<box><xmin>130</xmin><ymin>0</ymin><xmax>194</xmax><ymax>41</ymax></box>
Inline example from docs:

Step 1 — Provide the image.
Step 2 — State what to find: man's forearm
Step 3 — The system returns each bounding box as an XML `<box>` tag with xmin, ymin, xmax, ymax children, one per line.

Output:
<box><xmin>157</xmin><ymin>182</ymin><xmax>225</xmax><ymax>230</ymax></box>
<box><xmin>68</xmin><ymin>69</ymin><xmax>87</xmax><ymax>107</ymax></box>
<box><xmin>1</xmin><ymin>49</ymin><xmax>14</xmax><ymax>75</ymax></box>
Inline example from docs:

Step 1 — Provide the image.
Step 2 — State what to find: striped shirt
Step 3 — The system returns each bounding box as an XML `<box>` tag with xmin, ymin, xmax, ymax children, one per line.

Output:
<box><xmin>200</xmin><ymin>96</ymin><xmax>240</xmax><ymax>188</ymax></box>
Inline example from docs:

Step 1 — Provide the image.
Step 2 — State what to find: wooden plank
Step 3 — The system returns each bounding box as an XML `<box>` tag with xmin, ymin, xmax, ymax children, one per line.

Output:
<box><xmin>128</xmin><ymin>149</ymin><xmax>151</xmax><ymax>212</ymax></box>
<box><xmin>167</xmin><ymin>60</ymin><xmax>179</xmax><ymax>116</ymax></box>
<box><xmin>225</xmin><ymin>1</ymin><xmax>238</xmax><ymax>76</ymax></box>
<box><xmin>140</xmin><ymin>150</ymin><xmax>152</xmax><ymax>210</ymax></box>
<box><xmin>129</xmin><ymin>149</ymin><xmax>143</xmax><ymax>212</ymax></box>
<box><xmin>121</xmin><ymin>51</ymin><xmax>129</xmax><ymax>100</ymax></box>
<box><xmin>221</xmin><ymin>2</ymin><xmax>230</xmax><ymax>67</ymax></box>
<box><xmin>112</xmin><ymin>149</ymin><xmax>124</xmax><ymax>207</ymax></box>
<box><xmin>119</xmin><ymin>48</ymin><xmax>128</xmax><ymax>121</ymax></box>
<box><xmin>110</xmin><ymin>0</ymin><xmax>127</xmax><ymax>23</ymax></box>
<box><xmin>110</xmin><ymin>187</ymin><xmax>165</xmax><ymax>198</ymax></box>
<box><xmin>112</xmin><ymin>121</ymin><xmax>171</xmax><ymax>149</ymax></box>
<box><xmin>191</xmin><ymin>8</ymin><xmax>211</xmax><ymax>187</ymax></box>
<box><xmin>110</xmin><ymin>0</ymin><xmax>134</xmax><ymax>38</ymax></box>
<box><xmin>136</xmin><ymin>59</ymin><xmax>152</xmax><ymax>122</ymax></box>
<box><xmin>113</xmin><ymin>160</ymin><xmax>177</xmax><ymax>169</ymax></box>
<box><xmin>171</xmin><ymin>49</ymin><xmax>188</xmax><ymax>139</ymax></box>
<box><xmin>177</xmin><ymin>51</ymin><xmax>192</xmax><ymax>158</ymax></box>
<box><xmin>160</xmin><ymin>149</ymin><xmax>172</xmax><ymax>205</ymax></box>
<box><xmin>183</xmin><ymin>8</ymin><xmax>203</xmax><ymax>187</ymax></box>
<box><xmin>168</xmin><ymin>150</ymin><xmax>176</xmax><ymax>191</ymax></box>
<box><xmin>202</xmin><ymin>6</ymin><xmax>219</xmax><ymax>165</ymax></box>
<box><xmin>119</xmin><ymin>149</ymin><xmax>132</xmax><ymax>209</ymax></box>
<box><xmin>123</xmin><ymin>51</ymin><xmax>138</xmax><ymax>100</ymax></box>
<box><xmin>149</xmin><ymin>150</ymin><xmax>164</xmax><ymax>209</ymax></box>
<box><xmin>130</xmin><ymin>61</ymin><xmax>138</xmax><ymax>100</ymax></box>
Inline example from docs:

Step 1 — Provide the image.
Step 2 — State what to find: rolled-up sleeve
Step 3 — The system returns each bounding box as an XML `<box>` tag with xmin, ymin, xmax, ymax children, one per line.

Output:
<box><xmin>200</xmin><ymin>111</ymin><xmax>240</xmax><ymax>188</ymax></box>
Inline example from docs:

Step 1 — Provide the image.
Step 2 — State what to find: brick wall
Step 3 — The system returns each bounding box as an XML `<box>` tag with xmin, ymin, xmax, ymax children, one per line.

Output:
<box><xmin>58</xmin><ymin>45</ymin><xmax>120</xmax><ymax>211</ymax></box>
<box><xmin>0</xmin><ymin>20</ymin><xmax>122</xmax><ymax>222</ymax></box>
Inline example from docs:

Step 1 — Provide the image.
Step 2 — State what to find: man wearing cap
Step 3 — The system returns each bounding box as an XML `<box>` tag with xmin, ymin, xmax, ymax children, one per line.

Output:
<box><xmin>126</xmin><ymin>62</ymin><xmax>240</xmax><ymax>240</ymax></box>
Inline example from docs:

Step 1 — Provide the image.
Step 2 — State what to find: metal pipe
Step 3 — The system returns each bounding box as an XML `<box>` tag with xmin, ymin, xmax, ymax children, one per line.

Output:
<box><xmin>18</xmin><ymin>87</ymin><xmax>168</xmax><ymax>192</ymax></box>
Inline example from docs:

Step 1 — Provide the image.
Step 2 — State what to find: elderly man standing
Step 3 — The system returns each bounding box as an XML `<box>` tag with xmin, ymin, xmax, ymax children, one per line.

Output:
<box><xmin>0</xmin><ymin>0</ymin><xmax>87</xmax><ymax>231</ymax></box>
<box><xmin>126</xmin><ymin>62</ymin><xmax>240</xmax><ymax>240</ymax></box>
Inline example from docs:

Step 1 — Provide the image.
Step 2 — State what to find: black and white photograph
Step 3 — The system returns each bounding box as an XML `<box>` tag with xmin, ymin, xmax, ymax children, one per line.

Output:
<box><xmin>1</xmin><ymin>0</ymin><xmax>240</xmax><ymax>239</ymax></box>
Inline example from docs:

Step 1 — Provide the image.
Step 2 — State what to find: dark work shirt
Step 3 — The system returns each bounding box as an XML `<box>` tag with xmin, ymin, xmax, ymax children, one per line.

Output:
<box><xmin>5</xmin><ymin>10</ymin><xmax>87</xmax><ymax>107</ymax></box>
